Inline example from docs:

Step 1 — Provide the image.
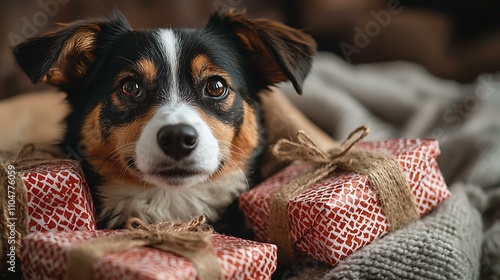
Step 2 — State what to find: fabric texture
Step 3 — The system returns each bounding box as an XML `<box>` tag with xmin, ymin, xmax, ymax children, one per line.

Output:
<box><xmin>277</xmin><ymin>52</ymin><xmax>500</xmax><ymax>279</ymax></box>
<box><xmin>323</xmin><ymin>185</ymin><xmax>482</xmax><ymax>280</ymax></box>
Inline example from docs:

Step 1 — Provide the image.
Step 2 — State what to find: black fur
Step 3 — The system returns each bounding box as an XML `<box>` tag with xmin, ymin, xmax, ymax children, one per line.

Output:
<box><xmin>12</xmin><ymin>11</ymin><xmax>314</xmax><ymax>231</ymax></box>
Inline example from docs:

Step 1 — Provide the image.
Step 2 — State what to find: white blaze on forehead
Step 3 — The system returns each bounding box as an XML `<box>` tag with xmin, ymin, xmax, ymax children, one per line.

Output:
<box><xmin>157</xmin><ymin>29</ymin><xmax>180</xmax><ymax>102</ymax></box>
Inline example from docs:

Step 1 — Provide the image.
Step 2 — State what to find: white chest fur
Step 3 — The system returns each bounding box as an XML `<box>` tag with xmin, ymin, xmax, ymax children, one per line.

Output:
<box><xmin>98</xmin><ymin>171</ymin><xmax>248</xmax><ymax>228</ymax></box>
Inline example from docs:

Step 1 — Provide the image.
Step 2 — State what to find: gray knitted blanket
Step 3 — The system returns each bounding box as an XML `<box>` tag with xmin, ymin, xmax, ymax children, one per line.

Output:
<box><xmin>278</xmin><ymin>53</ymin><xmax>500</xmax><ymax>279</ymax></box>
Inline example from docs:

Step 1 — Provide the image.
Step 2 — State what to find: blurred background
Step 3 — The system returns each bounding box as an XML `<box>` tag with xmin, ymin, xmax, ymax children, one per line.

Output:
<box><xmin>1</xmin><ymin>0</ymin><xmax>500</xmax><ymax>100</ymax></box>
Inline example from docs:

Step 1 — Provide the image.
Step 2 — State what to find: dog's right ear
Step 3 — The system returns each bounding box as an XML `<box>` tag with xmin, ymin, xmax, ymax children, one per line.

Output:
<box><xmin>207</xmin><ymin>11</ymin><xmax>316</xmax><ymax>94</ymax></box>
<box><xmin>12</xmin><ymin>12</ymin><xmax>130</xmax><ymax>87</ymax></box>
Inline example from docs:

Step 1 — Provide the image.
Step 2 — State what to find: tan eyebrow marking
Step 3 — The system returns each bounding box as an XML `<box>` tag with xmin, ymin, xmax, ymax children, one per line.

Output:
<box><xmin>135</xmin><ymin>58</ymin><xmax>157</xmax><ymax>84</ymax></box>
<box><xmin>191</xmin><ymin>54</ymin><xmax>233</xmax><ymax>88</ymax></box>
<box><xmin>114</xmin><ymin>70</ymin><xmax>134</xmax><ymax>87</ymax></box>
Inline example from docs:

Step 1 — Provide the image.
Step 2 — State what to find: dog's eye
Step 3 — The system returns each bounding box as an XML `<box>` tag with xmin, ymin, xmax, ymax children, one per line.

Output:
<box><xmin>120</xmin><ymin>80</ymin><xmax>145</xmax><ymax>99</ymax></box>
<box><xmin>205</xmin><ymin>77</ymin><xmax>228</xmax><ymax>98</ymax></box>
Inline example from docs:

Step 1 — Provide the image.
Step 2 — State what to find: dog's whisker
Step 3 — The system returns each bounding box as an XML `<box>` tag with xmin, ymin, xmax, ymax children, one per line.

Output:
<box><xmin>215</xmin><ymin>157</ymin><xmax>249</xmax><ymax>188</ymax></box>
<box><xmin>118</xmin><ymin>161</ymin><xmax>136</xmax><ymax>181</ymax></box>
<box><xmin>217</xmin><ymin>140</ymin><xmax>251</xmax><ymax>159</ymax></box>
<box><xmin>226</xmin><ymin>158</ymin><xmax>249</xmax><ymax>186</ymax></box>
<box><xmin>95</xmin><ymin>142</ymin><xmax>137</xmax><ymax>172</ymax></box>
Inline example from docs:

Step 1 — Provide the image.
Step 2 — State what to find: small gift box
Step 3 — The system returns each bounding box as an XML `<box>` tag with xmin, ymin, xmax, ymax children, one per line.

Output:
<box><xmin>239</xmin><ymin>126</ymin><xmax>450</xmax><ymax>266</ymax></box>
<box><xmin>21</xmin><ymin>217</ymin><xmax>278</xmax><ymax>280</ymax></box>
<box><xmin>1</xmin><ymin>152</ymin><xmax>96</xmax><ymax>275</ymax></box>
<box><xmin>22</xmin><ymin>161</ymin><xmax>97</xmax><ymax>232</ymax></box>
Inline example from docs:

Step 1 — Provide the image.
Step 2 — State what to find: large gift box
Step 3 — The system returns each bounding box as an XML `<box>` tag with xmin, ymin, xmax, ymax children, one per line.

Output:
<box><xmin>239</xmin><ymin>128</ymin><xmax>450</xmax><ymax>266</ymax></box>
<box><xmin>22</xmin><ymin>161</ymin><xmax>97</xmax><ymax>232</ymax></box>
<box><xmin>21</xmin><ymin>221</ymin><xmax>278</xmax><ymax>279</ymax></box>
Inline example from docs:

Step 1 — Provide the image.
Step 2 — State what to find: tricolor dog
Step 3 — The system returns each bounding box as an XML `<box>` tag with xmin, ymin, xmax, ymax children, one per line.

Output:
<box><xmin>12</xmin><ymin>11</ymin><xmax>315</xmax><ymax>229</ymax></box>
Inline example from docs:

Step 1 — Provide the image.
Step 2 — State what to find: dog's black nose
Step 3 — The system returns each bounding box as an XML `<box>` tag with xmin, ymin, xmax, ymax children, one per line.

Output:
<box><xmin>157</xmin><ymin>124</ymin><xmax>198</xmax><ymax>160</ymax></box>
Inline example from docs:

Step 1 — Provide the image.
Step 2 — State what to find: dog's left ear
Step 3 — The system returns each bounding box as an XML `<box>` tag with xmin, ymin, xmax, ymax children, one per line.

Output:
<box><xmin>12</xmin><ymin>12</ymin><xmax>130</xmax><ymax>87</ymax></box>
<box><xmin>208</xmin><ymin>12</ymin><xmax>316</xmax><ymax>94</ymax></box>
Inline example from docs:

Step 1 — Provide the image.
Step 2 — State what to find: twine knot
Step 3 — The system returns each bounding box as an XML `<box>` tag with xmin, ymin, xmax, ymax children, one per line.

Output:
<box><xmin>124</xmin><ymin>215</ymin><xmax>213</xmax><ymax>251</ymax></box>
<box><xmin>272</xmin><ymin>126</ymin><xmax>370</xmax><ymax>164</ymax></box>
<box><xmin>66</xmin><ymin>216</ymin><xmax>223</xmax><ymax>280</ymax></box>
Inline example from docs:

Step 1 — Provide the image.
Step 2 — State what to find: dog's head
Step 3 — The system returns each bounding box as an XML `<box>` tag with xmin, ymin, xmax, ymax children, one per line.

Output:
<box><xmin>13</xmin><ymin>11</ymin><xmax>315</xmax><ymax>199</ymax></box>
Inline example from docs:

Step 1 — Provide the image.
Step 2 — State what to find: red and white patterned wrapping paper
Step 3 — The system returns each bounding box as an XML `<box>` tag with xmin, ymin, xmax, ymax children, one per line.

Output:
<box><xmin>21</xmin><ymin>230</ymin><xmax>278</xmax><ymax>280</ymax></box>
<box><xmin>22</xmin><ymin>162</ymin><xmax>97</xmax><ymax>232</ymax></box>
<box><xmin>239</xmin><ymin>139</ymin><xmax>451</xmax><ymax>266</ymax></box>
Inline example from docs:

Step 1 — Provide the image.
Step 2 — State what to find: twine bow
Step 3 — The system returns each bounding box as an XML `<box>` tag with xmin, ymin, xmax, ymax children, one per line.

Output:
<box><xmin>269</xmin><ymin>126</ymin><xmax>419</xmax><ymax>265</ymax></box>
<box><xmin>65</xmin><ymin>215</ymin><xmax>223</xmax><ymax>280</ymax></box>
<box><xmin>272</xmin><ymin>126</ymin><xmax>370</xmax><ymax>164</ymax></box>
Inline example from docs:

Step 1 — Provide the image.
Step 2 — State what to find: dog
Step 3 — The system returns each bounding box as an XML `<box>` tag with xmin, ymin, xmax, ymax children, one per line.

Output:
<box><xmin>12</xmin><ymin>11</ymin><xmax>315</xmax><ymax>229</ymax></box>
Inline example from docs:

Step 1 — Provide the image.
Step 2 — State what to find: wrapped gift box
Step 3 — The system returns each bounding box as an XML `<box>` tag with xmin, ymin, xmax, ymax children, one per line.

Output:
<box><xmin>21</xmin><ymin>230</ymin><xmax>278</xmax><ymax>280</ymax></box>
<box><xmin>22</xmin><ymin>162</ymin><xmax>97</xmax><ymax>232</ymax></box>
<box><xmin>239</xmin><ymin>138</ymin><xmax>450</xmax><ymax>266</ymax></box>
